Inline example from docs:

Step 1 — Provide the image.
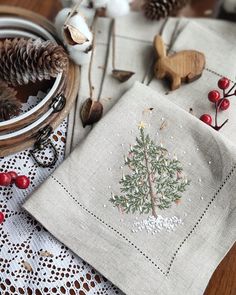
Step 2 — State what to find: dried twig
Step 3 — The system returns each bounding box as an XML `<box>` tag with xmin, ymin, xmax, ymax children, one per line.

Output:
<box><xmin>111</xmin><ymin>19</ymin><xmax>135</xmax><ymax>83</ymax></box>
<box><xmin>64</xmin><ymin>0</ymin><xmax>83</xmax><ymax>26</ymax></box>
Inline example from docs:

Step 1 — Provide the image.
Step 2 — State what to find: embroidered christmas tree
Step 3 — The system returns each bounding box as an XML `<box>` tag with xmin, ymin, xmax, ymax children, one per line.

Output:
<box><xmin>110</xmin><ymin>122</ymin><xmax>190</xmax><ymax>218</ymax></box>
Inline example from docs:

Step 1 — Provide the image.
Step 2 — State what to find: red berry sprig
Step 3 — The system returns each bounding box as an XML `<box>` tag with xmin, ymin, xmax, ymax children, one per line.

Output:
<box><xmin>200</xmin><ymin>77</ymin><xmax>235</xmax><ymax>131</ymax></box>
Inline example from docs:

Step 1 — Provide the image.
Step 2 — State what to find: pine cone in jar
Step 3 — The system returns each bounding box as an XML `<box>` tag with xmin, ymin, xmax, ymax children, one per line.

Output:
<box><xmin>0</xmin><ymin>38</ymin><xmax>69</xmax><ymax>86</ymax></box>
<box><xmin>0</xmin><ymin>80</ymin><xmax>21</xmax><ymax>121</ymax></box>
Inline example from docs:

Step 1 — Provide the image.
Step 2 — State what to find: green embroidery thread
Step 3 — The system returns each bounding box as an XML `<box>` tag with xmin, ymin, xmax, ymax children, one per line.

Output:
<box><xmin>110</xmin><ymin>124</ymin><xmax>190</xmax><ymax>218</ymax></box>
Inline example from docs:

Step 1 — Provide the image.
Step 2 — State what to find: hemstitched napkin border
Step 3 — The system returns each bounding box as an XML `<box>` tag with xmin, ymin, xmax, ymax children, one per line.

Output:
<box><xmin>50</xmin><ymin>161</ymin><xmax>236</xmax><ymax>277</ymax></box>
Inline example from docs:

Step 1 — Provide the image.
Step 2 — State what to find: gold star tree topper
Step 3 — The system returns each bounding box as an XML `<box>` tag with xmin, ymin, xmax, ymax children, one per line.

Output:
<box><xmin>138</xmin><ymin>121</ymin><xmax>146</xmax><ymax>129</ymax></box>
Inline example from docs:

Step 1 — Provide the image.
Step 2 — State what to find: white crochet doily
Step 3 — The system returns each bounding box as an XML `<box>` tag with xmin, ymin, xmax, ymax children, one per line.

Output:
<box><xmin>0</xmin><ymin>93</ymin><xmax>122</xmax><ymax>295</ymax></box>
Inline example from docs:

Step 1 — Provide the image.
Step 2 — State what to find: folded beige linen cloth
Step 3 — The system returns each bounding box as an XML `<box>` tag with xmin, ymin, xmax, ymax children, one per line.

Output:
<box><xmin>23</xmin><ymin>82</ymin><xmax>236</xmax><ymax>295</ymax></box>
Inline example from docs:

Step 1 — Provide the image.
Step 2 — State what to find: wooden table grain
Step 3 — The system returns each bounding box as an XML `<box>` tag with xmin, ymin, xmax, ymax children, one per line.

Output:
<box><xmin>0</xmin><ymin>0</ymin><xmax>235</xmax><ymax>294</ymax></box>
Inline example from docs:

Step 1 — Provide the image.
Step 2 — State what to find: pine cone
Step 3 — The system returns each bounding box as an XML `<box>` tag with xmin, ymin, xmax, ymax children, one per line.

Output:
<box><xmin>0</xmin><ymin>38</ymin><xmax>69</xmax><ymax>86</ymax></box>
<box><xmin>143</xmin><ymin>0</ymin><xmax>189</xmax><ymax>20</ymax></box>
<box><xmin>0</xmin><ymin>81</ymin><xmax>21</xmax><ymax>121</ymax></box>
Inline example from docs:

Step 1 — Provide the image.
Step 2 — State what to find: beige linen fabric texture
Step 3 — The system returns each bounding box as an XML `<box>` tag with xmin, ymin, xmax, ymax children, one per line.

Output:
<box><xmin>23</xmin><ymin>82</ymin><xmax>236</xmax><ymax>295</ymax></box>
<box><xmin>66</xmin><ymin>13</ymin><xmax>236</xmax><ymax>155</ymax></box>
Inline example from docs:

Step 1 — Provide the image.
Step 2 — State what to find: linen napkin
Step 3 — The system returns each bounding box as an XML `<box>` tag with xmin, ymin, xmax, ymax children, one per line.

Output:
<box><xmin>65</xmin><ymin>13</ymin><xmax>236</xmax><ymax>155</ymax></box>
<box><xmin>23</xmin><ymin>82</ymin><xmax>236</xmax><ymax>295</ymax></box>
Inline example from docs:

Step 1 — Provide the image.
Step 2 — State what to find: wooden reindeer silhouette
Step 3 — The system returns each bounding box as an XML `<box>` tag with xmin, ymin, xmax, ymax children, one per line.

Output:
<box><xmin>153</xmin><ymin>35</ymin><xmax>205</xmax><ymax>90</ymax></box>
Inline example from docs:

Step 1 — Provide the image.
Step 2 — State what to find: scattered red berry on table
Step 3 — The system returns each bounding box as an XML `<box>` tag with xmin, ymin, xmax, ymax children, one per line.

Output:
<box><xmin>15</xmin><ymin>175</ymin><xmax>30</xmax><ymax>189</ymax></box>
<box><xmin>0</xmin><ymin>173</ymin><xmax>11</xmax><ymax>186</ymax></box>
<box><xmin>219</xmin><ymin>98</ymin><xmax>230</xmax><ymax>111</ymax></box>
<box><xmin>0</xmin><ymin>212</ymin><xmax>5</xmax><ymax>224</ymax></box>
<box><xmin>218</xmin><ymin>77</ymin><xmax>230</xmax><ymax>90</ymax></box>
<box><xmin>7</xmin><ymin>171</ymin><xmax>18</xmax><ymax>184</ymax></box>
<box><xmin>208</xmin><ymin>90</ymin><xmax>220</xmax><ymax>103</ymax></box>
<box><xmin>200</xmin><ymin>114</ymin><xmax>212</xmax><ymax>125</ymax></box>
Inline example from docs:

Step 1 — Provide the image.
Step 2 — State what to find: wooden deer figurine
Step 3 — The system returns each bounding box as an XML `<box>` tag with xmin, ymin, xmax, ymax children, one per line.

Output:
<box><xmin>153</xmin><ymin>35</ymin><xmax>205</xmax><ymax>90</ymax></box>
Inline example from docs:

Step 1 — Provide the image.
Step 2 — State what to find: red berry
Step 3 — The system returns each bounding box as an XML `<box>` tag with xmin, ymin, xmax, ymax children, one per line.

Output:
<box><xmin>200</xmin><ymin>114</ymin><xmax>212</xmax><ymax>125</ymax></box>
<box><xmin>0</xmin><ymin>173</ymin><xmax>11</xmax><ymax>186</ymax></box>
<box><xmin>208</xmin><ymin>90</ymin><xmax>220</xmax><ymax>103</ymax></box>
<box><xmin>7</xmin><ymin>171</ymin><xmax>18</xmax><ymax>184</ymax></box>
<box><xmin>219</xmin><ymin>98</ymin><xmax>230</xmax><ymax>111</ymax></box>
<box><xmin>218</xmin><ymin>77</ymin><xmax>230</xmax><ymax>90</ymax></box>
<box><xmin>0</xmin><ymin>212</ymin><xmax>4</xmax><ymax>224</ymax></box>
<box><xmin>15</xmin><ymin>175</ymin><xmax>30</xmax><ymax>189</ymax></box>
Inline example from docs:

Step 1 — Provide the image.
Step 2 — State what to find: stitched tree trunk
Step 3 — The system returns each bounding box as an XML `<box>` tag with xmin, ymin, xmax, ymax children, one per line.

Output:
<box><xmin>143</xmin><ymin>140</ymin><xmax>158</xmax><ymax>218</ymax></box>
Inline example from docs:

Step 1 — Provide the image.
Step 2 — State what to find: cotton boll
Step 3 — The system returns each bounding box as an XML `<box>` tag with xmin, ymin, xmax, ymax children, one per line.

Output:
<box><xmin>64</xmin><ymin>13</ymin><xmax>93</xmax><ymax>46</ymax></box>
<box><xmin>72</xmin><ymin>0</ymin><xmax>90</xmax><ymax>4</ymax></box>
<box><xmin>223</xmin><ymin>0</ymin><xmax>236</xmax><ymax>13</ymax></box>
<box><xmin>79</xmin><ymin>6</ymin><xmax>96</xmax><ymax>26</ymax></box>
<box><xmin>92</xmin><ymin>0</ymin><xmax>110</xmax><ymax>8</ymax></box>
<box><xmin>70</xmin><ymin>38</ymin><xmax>92</xmax><ymax>52</ymax></box>
<box><xmin>68</xmin><ymin>45</ymin><xmax>91</xmax><ymax>65</ymax></box>
<box><xmin>106</xmin><ymin>0</ymin><xmax>130</xmax><ymax>18</ymax></box>
<box><xmin>55</xmin><ymin>8</ymin><xmax>72</xmax><ymax>40</ymax></box>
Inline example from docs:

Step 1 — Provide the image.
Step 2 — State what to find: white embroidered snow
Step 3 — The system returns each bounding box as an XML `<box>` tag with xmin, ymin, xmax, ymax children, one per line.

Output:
<box><xmin>132</xmin><ymin>215</ymin><xmax>183</xmax><ymax>234</ymax></box>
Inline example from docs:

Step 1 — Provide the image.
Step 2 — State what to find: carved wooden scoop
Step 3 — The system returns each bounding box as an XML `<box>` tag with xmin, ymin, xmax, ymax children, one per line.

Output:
<box><xmin>111</xmin><ymin>19</ymin><xmax>135</xmax><ymax>83</ymax></box>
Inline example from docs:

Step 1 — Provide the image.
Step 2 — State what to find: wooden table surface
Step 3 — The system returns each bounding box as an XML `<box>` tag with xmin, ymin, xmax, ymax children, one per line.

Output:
<box><xmin>0</xmin><ymin>0</ymin><xmax>235</xmax><ymax>294</ymax></box>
